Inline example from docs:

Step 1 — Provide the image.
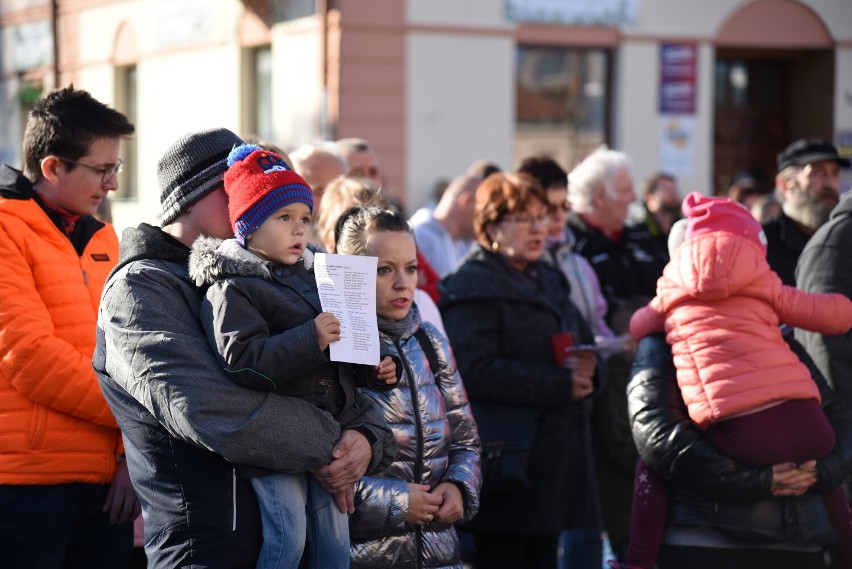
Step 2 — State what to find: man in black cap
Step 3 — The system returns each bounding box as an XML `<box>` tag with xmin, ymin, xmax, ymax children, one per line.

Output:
<box><xmin>763</xmin><ymin>138</ymin><xmax>850</xmax><ymax>285</ymax></box>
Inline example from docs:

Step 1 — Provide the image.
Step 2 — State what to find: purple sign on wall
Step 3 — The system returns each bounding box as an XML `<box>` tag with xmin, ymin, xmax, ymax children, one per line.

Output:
<box><xmin>659</xmin><ymin>43</ymin><xmax>697</xmax><ymax>114</ymax></box>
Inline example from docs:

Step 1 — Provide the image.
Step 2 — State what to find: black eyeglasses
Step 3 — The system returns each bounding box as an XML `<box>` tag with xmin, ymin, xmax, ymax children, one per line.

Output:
<box><xmin>57</xmin><ymin>157</ymin><xmax>125</xmax><ymax>184</ymax></box>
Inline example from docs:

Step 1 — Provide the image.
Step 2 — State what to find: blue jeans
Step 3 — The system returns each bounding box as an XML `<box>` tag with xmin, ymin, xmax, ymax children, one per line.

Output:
<box><xmin>251</xmin><ymin>473</ymin><xmax>349</xmax><ymax>569</ymax></box>
<box><xmin>0</xmin><ymin>483</ymin><xmax>133</xmax><ymax>569</ymax></box>
<box><xmin>559</xmin><ymin>528</ymin><xmax>603</xmax><ymax>569</ymax></box>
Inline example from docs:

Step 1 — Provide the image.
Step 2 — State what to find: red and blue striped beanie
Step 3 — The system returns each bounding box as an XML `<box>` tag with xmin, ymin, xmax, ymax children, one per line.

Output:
<box><xmin>224</xmin><ymin>144</ymin><xmax>314</xmax><ymax>245</ymax></box>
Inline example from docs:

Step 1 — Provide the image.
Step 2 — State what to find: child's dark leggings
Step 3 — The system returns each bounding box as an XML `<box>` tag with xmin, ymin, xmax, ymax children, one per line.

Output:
<box><xmin>627</xmin><ymin>398</ymin><xmax>852</xmax><ymax>569</ymax></box>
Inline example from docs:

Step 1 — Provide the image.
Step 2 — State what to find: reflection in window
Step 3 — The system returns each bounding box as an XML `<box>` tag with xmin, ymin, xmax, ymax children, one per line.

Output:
<box><xmin>515</xmin><ymin>46</ymin><xmax>610</xmax><ymax>170</ymax></box>
<box><xmin>729</xmin><ymin>62</ymin><xmax>748</xmax><ymax>106</ymax></box>
<box><xmin>715</xmin><ymin>59</ymin><xmax>785</xmax><ymax>108</ymax></box>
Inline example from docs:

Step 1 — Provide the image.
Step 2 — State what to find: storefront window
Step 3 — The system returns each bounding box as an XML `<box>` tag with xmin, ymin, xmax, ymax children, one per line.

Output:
<box><xmin>515</xmin><ymin>46</ymin><xmax>610</xmax><ymax>170</ymax></box>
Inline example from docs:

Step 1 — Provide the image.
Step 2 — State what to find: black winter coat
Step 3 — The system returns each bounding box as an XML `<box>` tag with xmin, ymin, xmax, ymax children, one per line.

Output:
<box><xmin>628</xmin><ymin>334</ymin><xmax>852</xmax><ymax>546</ymax></box>
<box><xmin>439</xmin><ymin>245</ymin><xmax>600</xmax><ymax>534</ymax></box>
<box><xmin>189</xmin><ymin>237</ymin><xmax>357</xmax><ymax>419</ymax></box>
<box><xmin>568</xmin><ymin>212</ymin><xmax>666</xmax><ymax>325</ymax></box>
<box><xmin>763</xmin><ymin>210</ymin><xmax>811</xmax><ymax>287</ymax></box>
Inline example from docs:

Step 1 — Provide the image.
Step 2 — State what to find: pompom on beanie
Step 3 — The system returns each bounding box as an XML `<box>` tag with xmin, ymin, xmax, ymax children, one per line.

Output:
<box><xmin>682</xmin><ymin>191</ymin><xmax>767</xmax><ymax>255</ymax></box>
<box><xmin>224</xmin><ymin>144</ymin><xmax>314</xmax><ymax>245</ymax></box>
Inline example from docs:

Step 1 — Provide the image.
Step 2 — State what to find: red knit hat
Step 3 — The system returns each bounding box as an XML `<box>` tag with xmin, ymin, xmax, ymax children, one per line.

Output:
<box><xmin>224</xmin><ymin>144</ymin><xmax>314</xmax><ymax>245</ymax></box>
<box><xmin>682</xmin><ymin>191</ymin><xmax>767</xmax><ymax>254</ymax></box>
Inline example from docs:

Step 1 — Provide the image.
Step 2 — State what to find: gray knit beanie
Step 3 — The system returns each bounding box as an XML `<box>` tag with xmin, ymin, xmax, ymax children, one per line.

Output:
<box><xmin>158</xmin><ymin>128</ymin><xmax>243</xmax><ymax>226</ymax></box>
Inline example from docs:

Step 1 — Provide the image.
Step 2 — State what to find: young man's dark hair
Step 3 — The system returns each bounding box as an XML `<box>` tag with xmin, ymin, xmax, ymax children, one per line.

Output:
<box><xmin>518</xmin><ymin>155</ymin><xmax>567</xmax><ymax>190</ymax></box>
<box><xmin>23</xmin><ymin>86</ymin><xmax>134</xmax><ymax>182</ymax></box>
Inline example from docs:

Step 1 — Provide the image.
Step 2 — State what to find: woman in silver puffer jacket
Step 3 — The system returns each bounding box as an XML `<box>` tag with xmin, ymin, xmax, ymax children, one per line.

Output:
<box><xmin>336</xmin><ymin>206</ymin><xmax>481</xmax><ymax>569</ymax></box>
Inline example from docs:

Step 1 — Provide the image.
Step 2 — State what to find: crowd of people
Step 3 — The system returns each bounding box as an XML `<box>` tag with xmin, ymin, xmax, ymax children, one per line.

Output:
<box><xmin>2</xmin><ymin>84</ymin><xmax>851</xmax><ymax>569</ymax></box>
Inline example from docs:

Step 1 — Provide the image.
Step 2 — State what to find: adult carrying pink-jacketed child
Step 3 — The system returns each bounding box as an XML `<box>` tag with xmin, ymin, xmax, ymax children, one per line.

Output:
<box><xmin>621</xmin><ymin>191</ymin><xmax>852</xmax><ymax>569</ymax></box>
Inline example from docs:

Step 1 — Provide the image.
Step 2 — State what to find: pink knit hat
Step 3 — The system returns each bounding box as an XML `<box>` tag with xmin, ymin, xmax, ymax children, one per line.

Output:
<box><xmin>682</xmin><ymin>191</ymin><xmax>767</xmax><ymax>255</ymax></box>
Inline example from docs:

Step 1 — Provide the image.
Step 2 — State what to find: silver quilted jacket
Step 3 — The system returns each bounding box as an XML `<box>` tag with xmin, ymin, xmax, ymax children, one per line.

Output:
<box><xmin>350</xmin><ymin>310</ymin><xmax>481</xmax><ymax>569</ymax></box>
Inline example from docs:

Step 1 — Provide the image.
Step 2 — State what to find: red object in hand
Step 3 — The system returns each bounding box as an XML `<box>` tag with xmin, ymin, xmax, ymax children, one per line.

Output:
<box><xmin>551</xmin><ymin>331</ymin><xmax>576</xmax><ymax>367</ymax></box>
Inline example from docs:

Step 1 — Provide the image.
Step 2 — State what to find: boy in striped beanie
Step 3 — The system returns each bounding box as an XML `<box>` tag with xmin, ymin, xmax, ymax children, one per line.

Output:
<box><xmin>223</xmin><ymin>144</ymin><xmax>316</xmax><ymax>247</ymax></box>
<box><xmin>189</xmin><ymin>143</ymin><xmax>398</xmax><ymax>569</ymax></box>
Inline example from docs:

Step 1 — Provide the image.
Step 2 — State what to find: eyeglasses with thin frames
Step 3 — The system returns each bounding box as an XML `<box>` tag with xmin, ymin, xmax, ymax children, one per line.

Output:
<box><xmin>56</xmin><ymin>157</ymin><xmax>125</xmax><ymax>184</ymax></box>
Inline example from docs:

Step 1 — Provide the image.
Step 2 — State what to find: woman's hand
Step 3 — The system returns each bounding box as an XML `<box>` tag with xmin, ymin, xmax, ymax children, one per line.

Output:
<box><xmin>566</xmin><ymin>350</ymin><xmax>596</xmax><ymax>401</ymax></box>
<box><xmin>770</xmin><ymin>460</ymin><xmax>818</xmax><ymax>497</ymax></box>
<box><xmin>371</xmin><ymin>356</ymin><xmax>398</xmax><ymax>386</ymax></box>
<box><xmin>430</xmin><ymin>482</ymin><xmax>464</xmax><ymax>523</ymax></box>
<box><xmin>406</xmin><ymin>483</ymin><xmax>442</xmax><ymax>525</ymax></box>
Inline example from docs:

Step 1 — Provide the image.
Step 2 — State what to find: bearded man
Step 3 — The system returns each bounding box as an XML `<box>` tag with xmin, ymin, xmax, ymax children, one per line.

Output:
<box><xmin>763</xmin><ymin>138</ymin><xmax>849</xmax><ymax>286</ymax></box>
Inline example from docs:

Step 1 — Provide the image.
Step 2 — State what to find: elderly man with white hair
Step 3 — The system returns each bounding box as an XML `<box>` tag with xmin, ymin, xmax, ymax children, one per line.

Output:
<box><xmin>565</xmin><ymin>146</ymin><xmax>668</xmax><ymax>568</ymax></box>
<box><xmin>567</xmin><ymin>146</ymin><xmax>666</xmax><ymax>324</ymax></box>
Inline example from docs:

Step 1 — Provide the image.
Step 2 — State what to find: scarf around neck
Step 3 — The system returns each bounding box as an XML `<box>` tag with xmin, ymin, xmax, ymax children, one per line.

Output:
<box><xmin>378</xmin><ymin>303</ymin><xmax>419</xmax><ymax>342</ymax></box>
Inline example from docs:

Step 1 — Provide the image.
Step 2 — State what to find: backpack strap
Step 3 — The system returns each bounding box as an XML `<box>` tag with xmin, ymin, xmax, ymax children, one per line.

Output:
<box><xmin>413</xmin><ymin>328</ymin><xmax>439</xmax><ymax>376</ymax></box>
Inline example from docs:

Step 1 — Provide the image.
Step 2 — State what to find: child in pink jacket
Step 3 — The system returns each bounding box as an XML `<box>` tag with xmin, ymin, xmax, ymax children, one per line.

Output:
<box><xmin>620</xmin><ymin>192</ymin><xmax>852</xmax><ymax>569</ymax></box>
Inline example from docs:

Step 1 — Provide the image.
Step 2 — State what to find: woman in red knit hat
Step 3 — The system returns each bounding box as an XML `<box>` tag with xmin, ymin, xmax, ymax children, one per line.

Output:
<box><xmin>619</xmin><ymin>192</ymin><xmax>852</xmax><ymax>569</ymax></box>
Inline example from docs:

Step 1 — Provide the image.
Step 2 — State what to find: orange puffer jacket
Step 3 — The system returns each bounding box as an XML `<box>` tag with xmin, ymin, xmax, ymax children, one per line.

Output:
<box><xmin>630</xmin><ymin>232</ymin><xmax>852</xmax><ymax>429</ymax></box>
<box><xmin>0</xmin><ymin>178</ymin><xmax>121</xmax><ymax>484</ymax></box>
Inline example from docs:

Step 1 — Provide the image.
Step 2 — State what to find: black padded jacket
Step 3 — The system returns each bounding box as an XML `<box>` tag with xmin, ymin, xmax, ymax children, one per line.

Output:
<box><xmin>627</xmin><ymin>333</ymin><xmax>852</xmax><ymax>545</ymax></box>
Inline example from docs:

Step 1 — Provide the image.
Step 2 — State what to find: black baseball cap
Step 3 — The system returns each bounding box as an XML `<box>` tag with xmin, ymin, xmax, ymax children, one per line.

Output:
<box><xmin>777</xmin><ymin>138</ymin><xmax>851</xmax><ymax>171</ymax></box>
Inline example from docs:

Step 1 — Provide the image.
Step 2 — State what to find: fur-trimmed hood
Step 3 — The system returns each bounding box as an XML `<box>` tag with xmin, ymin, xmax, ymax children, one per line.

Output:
<box><xmin>188</xmin><ymin>236</ymin><xmax>314</xmax><ymax>286</ymax></box>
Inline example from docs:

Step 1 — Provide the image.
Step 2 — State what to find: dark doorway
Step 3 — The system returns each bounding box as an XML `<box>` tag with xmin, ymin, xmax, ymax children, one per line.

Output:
<box><xmin>713</xmin><ymin>49</ymin><xmax>834</xmax><ymax>196</ymax></box>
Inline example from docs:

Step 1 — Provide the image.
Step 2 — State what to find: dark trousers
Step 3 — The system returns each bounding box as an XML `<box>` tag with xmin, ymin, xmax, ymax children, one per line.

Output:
<box><xmin>471</xmin><ymin>529</ymin><xmax>559</xmax><ymax>569</ymax></box>
<box><xmin>659</xmin><ymin>544</ymin><xmax>829</xmax><ymax>569</ymax></box>
<box><xmin>0</xmin><ymin>483</ymin><xmax>133</xmax><ymax>569</ymax></box>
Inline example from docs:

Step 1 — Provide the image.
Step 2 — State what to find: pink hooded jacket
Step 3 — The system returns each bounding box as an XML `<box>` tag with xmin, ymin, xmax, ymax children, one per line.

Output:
<box><xmin>630</xmin><ymin>231</ymin><xmax>852</xmax><ymax>429</ymax></box>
